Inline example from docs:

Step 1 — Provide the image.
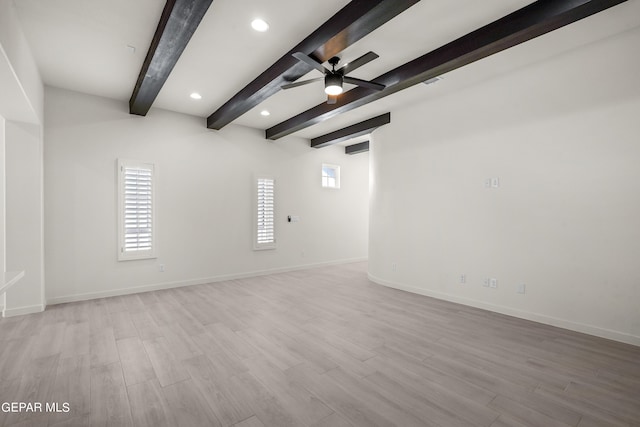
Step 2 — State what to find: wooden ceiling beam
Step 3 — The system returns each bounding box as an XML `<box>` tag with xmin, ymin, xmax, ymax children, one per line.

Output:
<box><xmin>345</xmin><ymin>141</ymin><xmax>370</xmax><ymax>155</ymax></box>
<box><xmin>311</xmin><ymin>113</ymin><xmax>389</xmax><ymax>148</ymax></box>
<box><xmin>266</xmin><ymin>0</ymin><xmax>627</xmax><ymax>140</ymax></box>
<box><xmin>129</xmin><ymin>0</ymin><xmax>214</xmax><ymax>116</ymax></box>
<box><xmin>206</xmin><ymin>0</ymin><xmax>420</xmax><ymax>130</ymax></box>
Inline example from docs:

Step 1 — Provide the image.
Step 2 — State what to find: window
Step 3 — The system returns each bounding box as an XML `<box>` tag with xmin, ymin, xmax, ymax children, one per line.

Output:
<box><xmin>322</xmin><ymin>164</ymin><xmax>340</xmax><ymax>189</ymax></box>
<box><xmin>118</xmin><ymin>159</ymin><xmax>155</xmax><ymax>261</ymax></box>
<box><xmin>254</xmin><ymin>176</ymin><xmax>276</xmax><ymax>250</ymax></box>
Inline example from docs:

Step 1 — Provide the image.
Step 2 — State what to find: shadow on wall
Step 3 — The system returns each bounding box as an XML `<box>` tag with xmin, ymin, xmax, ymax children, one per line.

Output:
<box><xmin>397</xmin><ymin>25</ymin><xmax>640</xmax><ymax>149</ymax></box>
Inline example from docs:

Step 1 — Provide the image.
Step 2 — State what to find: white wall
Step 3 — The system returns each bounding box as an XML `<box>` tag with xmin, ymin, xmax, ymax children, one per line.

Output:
<box><xmin>0</xmin><ymin>1</ymin><xmax>45</xmax><ymax>316</ymax></box>
<box><xmin>44</xmin><ymin>87</ymin><xmax>369</xmax><ymax>303</ymax></box>
<box><xmin>0</xmin><ymin>0</ymin><xmax>43</xmax><ymax>123</ymax></box>
<box><xmin>369</xmin><ymin>26</ymin><xmax>640</xmax><ymax>345</ymax></box>
<box><xmin>5</xmin><ymin>121</ymin><xmax>44</xmax><ymax>315</ymax></box>
<box><xmin>0</xmin><ymin>115</ymin><xmax>5</xmax><ymax>311</ymax></box>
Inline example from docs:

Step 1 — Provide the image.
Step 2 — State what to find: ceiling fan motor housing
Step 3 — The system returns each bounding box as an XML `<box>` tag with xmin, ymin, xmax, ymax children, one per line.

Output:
<box><xmin>328</xmin><ymin>56</ymin><xmax>341</xmax><ymax>68</ymax></box>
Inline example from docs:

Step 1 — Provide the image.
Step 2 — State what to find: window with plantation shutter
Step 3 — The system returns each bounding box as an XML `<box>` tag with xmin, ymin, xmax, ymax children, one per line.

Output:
<box><xmin>254</xmin><ymin>176</ymin><xmax>276</xmax><ymax>250</ymax></box>
<box><xmin>118</xmin><ymin>159</ymin><xmax>156</xmax><ymax>261</ymax></box>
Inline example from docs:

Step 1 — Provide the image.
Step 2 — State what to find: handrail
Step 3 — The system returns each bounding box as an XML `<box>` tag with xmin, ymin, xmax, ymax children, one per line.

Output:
<box><xmin>0</xmin><ymin>270</ymin><xmax>25</xmax><ymax>295</ymax></box>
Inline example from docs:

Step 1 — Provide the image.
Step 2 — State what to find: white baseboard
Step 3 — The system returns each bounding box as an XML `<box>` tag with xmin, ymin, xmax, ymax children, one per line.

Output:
<box><xmin>3</xmin><ymin>303</ymin><xmax>45</xmax><ymax>317</ymax></box>
<box><xmin>47</xmin><ymin>257</ymin><xmax>368</xmax><ymax>306</ymax></box>
<box><xmin>368</xmin><ymin>273</ymin><xmax>640</xmax><ymax>348</ymax></box>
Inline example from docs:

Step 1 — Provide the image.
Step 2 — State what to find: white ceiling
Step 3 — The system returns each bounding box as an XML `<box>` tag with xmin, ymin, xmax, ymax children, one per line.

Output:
<box><xmin>13</xmin><ymin>0</ymin><xmax>640</xmax><ymax>141</ymax></box>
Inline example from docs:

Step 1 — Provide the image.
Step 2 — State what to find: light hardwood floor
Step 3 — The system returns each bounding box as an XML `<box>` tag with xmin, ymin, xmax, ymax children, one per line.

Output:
<box><xmin>0</xmin><ymin>262</ymin><xmax>639</xmax><ymax>427</ymax></box>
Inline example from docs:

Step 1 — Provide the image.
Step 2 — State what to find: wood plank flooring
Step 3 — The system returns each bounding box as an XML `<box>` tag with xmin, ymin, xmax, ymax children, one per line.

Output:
<box><xmin>0</xmin><ymin>262</ymin><xmax>639</xmax><ymax>427</ymax></box>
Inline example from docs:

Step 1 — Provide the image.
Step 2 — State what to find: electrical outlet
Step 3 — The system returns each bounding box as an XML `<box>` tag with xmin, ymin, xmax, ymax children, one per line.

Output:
<box><xmin>483</xmin><ymin>279</ymin><xmax>490</xmax><ymax>287</ymax></box>
<box><xmin>485</xmin><ymin>177</ymin><xmax>500</xmax><ymax>188</ymax></box>
<box><xmin>460</xmin><ymin>274</ymin><xmax>466</xmax><ymax>284</ymax></box>
<box><xmin>490</xmin><ymin>278</ymin><xmax>498</xmax><ymax>288</ymax></box>
<box><xmin>517</xmin><ymin>283</ymin><xmax>526</xmax><ymax>294</ymax></box>
<box><xmin>159</xmin><ymin>264</ymin><xmax>165</xmax><ymax>272</ymax></box>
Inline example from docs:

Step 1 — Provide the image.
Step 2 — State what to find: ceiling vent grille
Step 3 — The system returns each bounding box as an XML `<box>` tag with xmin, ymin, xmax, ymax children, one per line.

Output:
<box><xmin>423</xmin><ymin>76</ymin><xmax>443</xmax><ymax>86</ymax></box>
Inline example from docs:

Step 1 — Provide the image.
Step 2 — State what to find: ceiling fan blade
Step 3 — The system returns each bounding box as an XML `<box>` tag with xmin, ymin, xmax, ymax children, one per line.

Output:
<box><xmin>343</xmin><ymin>76</ymin><xmax>385</xmax><ymax>91</ymax></box>
<box><xmin>338</xmin><ymin>51</ymin><xmax>379</xmax><ymax>75</ymax></box>
<box><xmin>292</xmin><ymin>52</ymin><xmax>328</xmax><ymax>74</ymax></box>
<box><xmin>327</xmin><ymin>95</ymin><xmax>337</xmax><ymax>105</ymax></box>
<box><xmin>281</xmin><ymin>77</ymin><xmax>323</xmax><ymax>90</ymax></box>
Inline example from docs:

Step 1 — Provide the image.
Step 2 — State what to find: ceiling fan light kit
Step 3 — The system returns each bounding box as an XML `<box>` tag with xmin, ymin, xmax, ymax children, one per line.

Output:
<box><xmin>284</xmin><ymin>52</ymin><xmax>384</xmax><ymax>103</ymax></box>
<box><xmin>324</xmin><ymin>73</ymin><xmax>343</xmax><ymax>95</ymax></box>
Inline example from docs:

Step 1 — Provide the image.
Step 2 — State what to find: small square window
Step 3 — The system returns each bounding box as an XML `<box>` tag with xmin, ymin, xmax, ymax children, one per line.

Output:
<box><xmin>322</xmin><ymin>164</ymin><xmax>340</xmax><ymax>189</ymax></box>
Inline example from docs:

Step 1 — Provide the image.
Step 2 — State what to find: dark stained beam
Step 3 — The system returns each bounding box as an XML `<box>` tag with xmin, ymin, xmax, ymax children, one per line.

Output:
<box><xmin>130</xmin><ymin>0</ymin><xmax>214</xmax><ymax>116</ymax></box>
<box><xmin>311</xmin><ymin>113</ymin><xmax>390</xmax><ymax>148</ymax></box>
<box><xmin>345</xmin><ymin>141</ymin><xmax>370</xmax><ymax>155</ymax></box>
<box><xmin>206</xmin><ymin>0</ymin><xmax>420</xmax><ymax>130</ymax></box>
<box><xmin>266</xmin><ymin>0</ymin><xmax>627</xmax><ymax>140</ymax></box>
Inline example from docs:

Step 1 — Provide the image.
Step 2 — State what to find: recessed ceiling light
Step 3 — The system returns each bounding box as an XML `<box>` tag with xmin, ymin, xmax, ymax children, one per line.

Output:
<box><xmin>260</xmin><ymin>110</ymin><xmax>270</xmax><ymax>116</ymax></box>
<box><xmin>190</xmin><ymin>92</ymin><xmax>202</xmax><ymax>100</ymax></box>
<box><xmin>251</xmin><ymin>18</ymin><xmax>269</xmax><ymax>32</ymax></box>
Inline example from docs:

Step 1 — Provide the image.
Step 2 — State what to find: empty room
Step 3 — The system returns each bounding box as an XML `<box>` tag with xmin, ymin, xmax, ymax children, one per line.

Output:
<box><xmin>1</xmin><ymin>0</ymin><xmax>639</xmax><ymax>426</ymax></box>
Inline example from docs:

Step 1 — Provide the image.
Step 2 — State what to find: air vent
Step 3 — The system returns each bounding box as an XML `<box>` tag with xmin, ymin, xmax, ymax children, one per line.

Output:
<box><xmin>423</xmin><ymin>76</ymin><xmax>443</xmax><ymax>86</ymax></box>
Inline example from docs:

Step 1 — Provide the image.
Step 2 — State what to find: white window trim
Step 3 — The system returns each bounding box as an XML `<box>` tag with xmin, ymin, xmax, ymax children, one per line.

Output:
<box><xmin>118</xmin><ymin>159</ymin><xmax>156</xmax><ymax>261</ymax></box>
<box><xmin>254</xmin><ymin>175</ymin><xmax>276</xmax><ymax>251</ymax></box>
<box><xmin>322</xmin><ymin>163</ymin><xmax>341</xmax><ymax>189</ymax></box>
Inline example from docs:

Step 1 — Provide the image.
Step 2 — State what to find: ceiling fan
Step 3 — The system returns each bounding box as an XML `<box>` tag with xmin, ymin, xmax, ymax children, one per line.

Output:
<box><xmin>283</xmin><ymin>52</ymin><xmax>385</xmax><ymax>104</ymax></box>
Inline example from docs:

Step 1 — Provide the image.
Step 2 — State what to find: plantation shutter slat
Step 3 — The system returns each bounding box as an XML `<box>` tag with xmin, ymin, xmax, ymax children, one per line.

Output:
<box><xmin>124</xmin><ymin>167</ymin><xmax>153</xmax><ymax>253</ymax></box>
<box><xmin>255</xmin><ymin>177</ymin><xmax>275</xmax><ymax>249</ymax></box>
<box><xmin>118</xmin><ymin>160</ymin><xmax>155</xmax><ymax>260</ymax></box>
